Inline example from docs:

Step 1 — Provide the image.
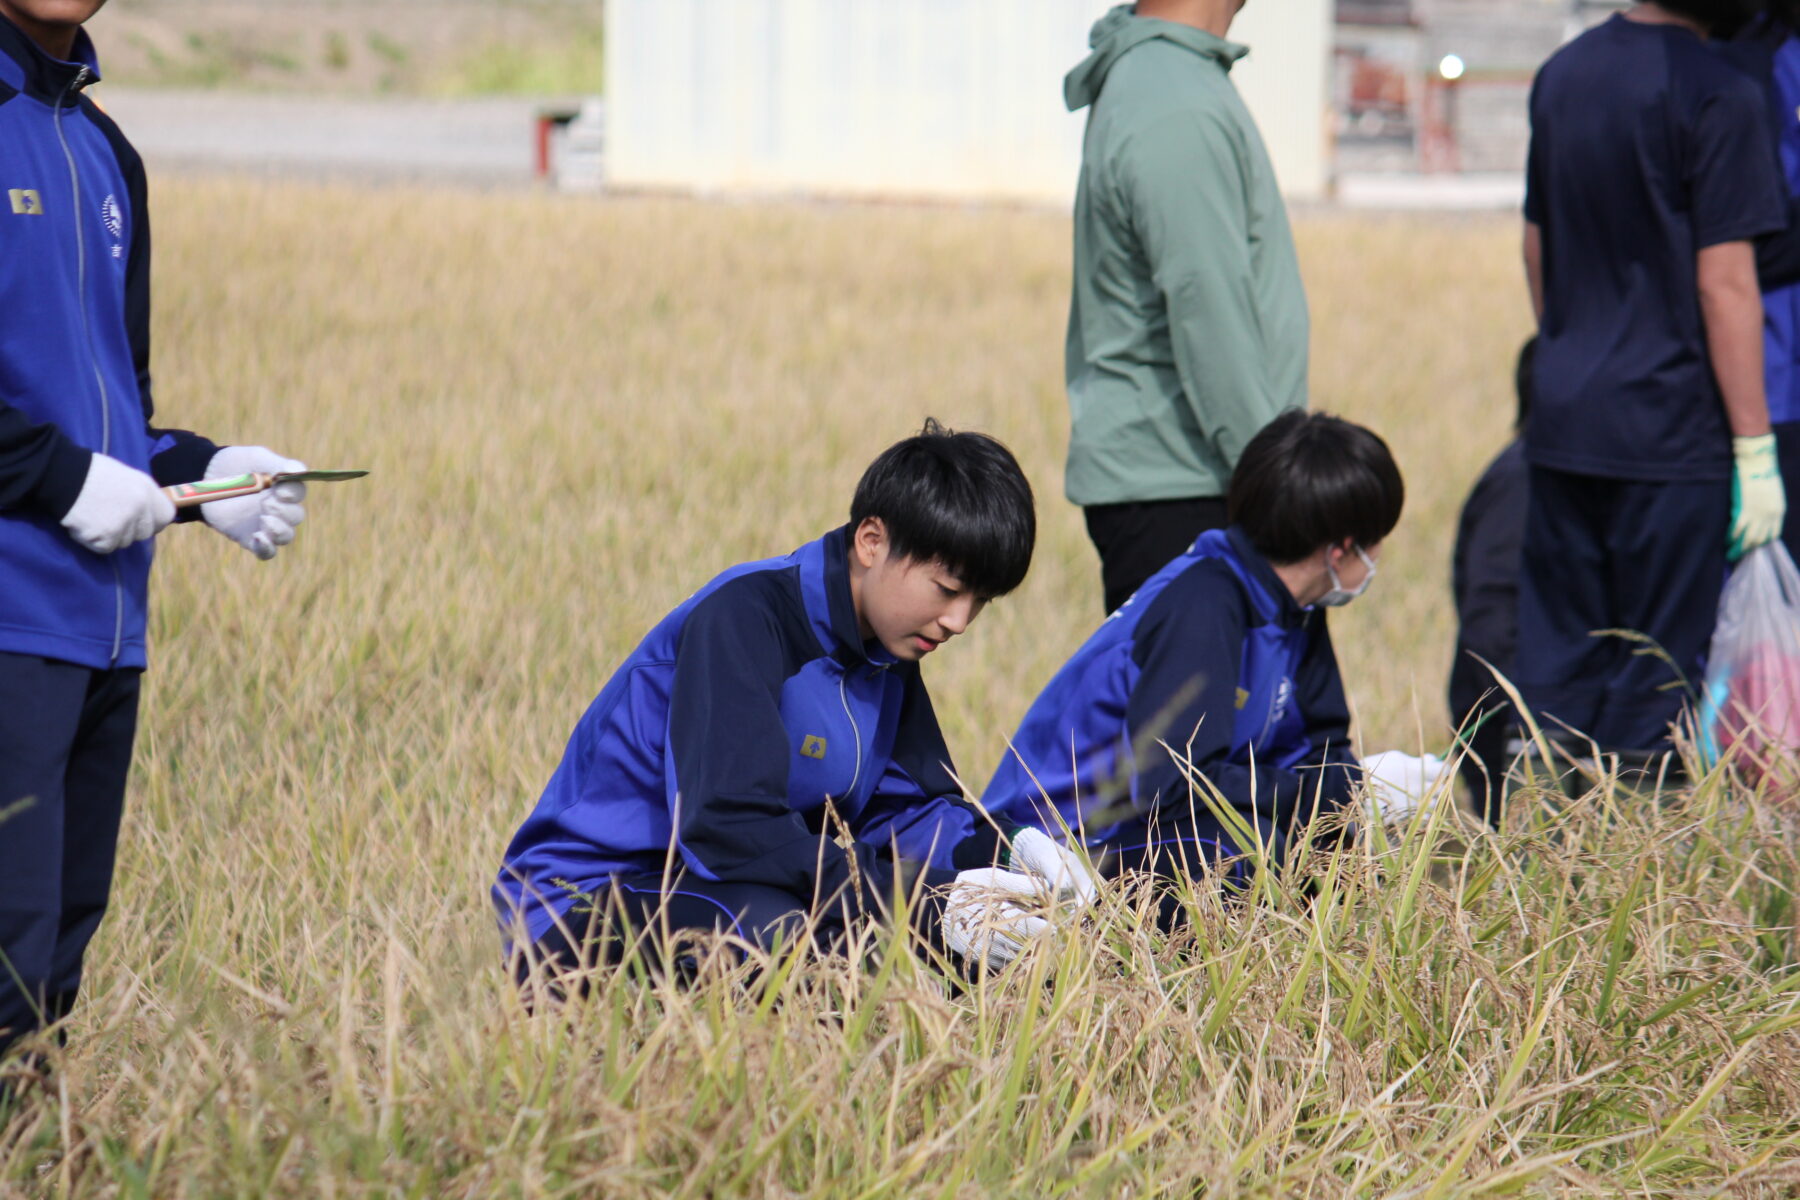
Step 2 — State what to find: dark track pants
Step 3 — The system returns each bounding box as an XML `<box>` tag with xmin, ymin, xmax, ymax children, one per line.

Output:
<box><xmin>1775</xmin><ymin>421</ymin><xmax>1800</xmax><ymax>566</ymax></box>
<box><xmin>0</xmin><ymin>653</ymin><xmax>140</xmax><ymax>1059</ymax></box>
<box><xmin>1449</xmin><ymin>649</ymin><xmax>1516</xmax><ymax>826</ymax></box>
<box><xmin>1085</xmin><ymin>497</ymin><xmax>1230</xmax><ymax>616</ymax></box>
<box><xmin>1515</xmin><ymin>468</ymin><xmax>1729</xmax><ymax>752</ymax></box>
<box><xmin>1091</xmin><ymin>807</ymin><xmax>1269</xmax><ymax>930</ymax></box>
<box><xmin>521</xmin><ymin>873</ymin><xmax>851</xmax><ymax>984</ymax></box>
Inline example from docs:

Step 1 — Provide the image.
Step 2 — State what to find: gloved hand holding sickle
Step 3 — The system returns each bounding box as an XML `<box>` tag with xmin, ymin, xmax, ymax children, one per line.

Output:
<box><xmin>60</xmin><ymin>445</ymin><xmax>368</xmax><ymax>559</ymax></box>
<box><xmin>164</xmin><ymin>447</ymin><xmax>366</xmax><ymax>561</ymax></box>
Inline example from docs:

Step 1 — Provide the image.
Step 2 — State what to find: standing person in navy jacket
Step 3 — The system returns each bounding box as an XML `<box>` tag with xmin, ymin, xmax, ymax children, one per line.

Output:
<box><xmin>1</xmin><ymin>0</ymin><xmax>312</xmax><ymax>1073</ymax></box>
<box><xmin>1517</xmin><ymin>0</ymin><xmax>1789</xmax><ymax>759</ymax></box>
<box><xmin>1727</xmin><ymin>12</ymin><xmax>1800</xmax><ymax>561</ymax></box>
<box><xmin>1448</xmin><ymin>338</ymin><xmax>1533</xmax><ymax>824</ymax></box>
<box><xmin>495</xmin><ymin>422</ymin><xmax>1095</xmax><ymax>981</ymax></box>
<box><xmin>983</xmin><ymin>412</ymin><xmax>1442</xmax><ymax>910</ymax></box>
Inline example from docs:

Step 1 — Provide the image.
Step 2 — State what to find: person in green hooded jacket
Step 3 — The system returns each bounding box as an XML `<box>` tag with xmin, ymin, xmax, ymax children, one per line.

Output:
<box><xmin>1066</xmin><ymin>1</ymin><xmax>1309</xmax><ymax>615</ymax></box>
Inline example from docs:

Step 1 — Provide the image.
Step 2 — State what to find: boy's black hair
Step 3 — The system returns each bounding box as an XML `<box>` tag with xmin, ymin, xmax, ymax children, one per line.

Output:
<box><xmin>1656</xmin><ymin>0</ymin><xmax>1762</xmax><ymax>34</ymax></box>
<box><xmin>850</xmin><ymin>418</ymin><xmax>1036</xmax><ymax>597</ymax></box>
<box><xmin>1762</xmin><ymin>0</ymin><xmax>1800</xmax><ymax>34</ymax></box>
<box><xmin>1514</xmin><ymin>335</ymin><xmax>1536</xmax><ymax>432</ymax></box>
<box><xmin>1227</xmin><ymin>410</ymin><xmax>1405</xmax><ymax>565</ymax></box>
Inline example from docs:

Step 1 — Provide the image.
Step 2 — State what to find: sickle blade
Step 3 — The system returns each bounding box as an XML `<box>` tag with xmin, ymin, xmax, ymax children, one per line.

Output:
<box><xmin>272</xmin><ymin>469</ymin><xmax>369</xmax><ymax>483</ymax></box>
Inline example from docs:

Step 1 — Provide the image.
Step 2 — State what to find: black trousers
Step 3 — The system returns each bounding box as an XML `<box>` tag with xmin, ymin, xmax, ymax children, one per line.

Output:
<box><xmin>519</xmin><ymin>872</ymin><xmax>870</xmax><ymax>985</ymax></box>
<box><xmin>1084</xmin><ymin>497</ymin><xmax>1230</xmax><ymax>615</ymax></box>
<box><xmin>1515</xmin><ymin>468</ymin><xmax>1729</xmax><ymax>752</ymax></box>
<box><xmin>1775</xmin><ymin>420</ymin><xmax>1800</xmax><ymax>566</ymax></box>
<box><xmin>1089</xmin><ymin>803</ymin><xmax>1275</xmax><ymax>930</ymax></box>
<box><xmin>0</xmin><ymin>653</ymin><xmax>141</xmax><ymax>1059</ymax></box>
<box><xmin>1448</xmin><ymin>646</ymin><xmax>1517</xmax><ymax>826</ymax></box>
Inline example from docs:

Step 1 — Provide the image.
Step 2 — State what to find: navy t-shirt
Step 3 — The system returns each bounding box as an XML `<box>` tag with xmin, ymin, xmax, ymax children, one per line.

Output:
<box><xmin>1524</xmin><ymin>14</ymin><xmax>1787</xmax><ymax>481</ymax></box>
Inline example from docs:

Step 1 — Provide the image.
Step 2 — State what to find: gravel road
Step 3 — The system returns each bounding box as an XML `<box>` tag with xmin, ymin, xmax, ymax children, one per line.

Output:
<box><xmin>96</xmin><ymin>88</ymin><xmax>559</xmax><ymax>184</ymax></box>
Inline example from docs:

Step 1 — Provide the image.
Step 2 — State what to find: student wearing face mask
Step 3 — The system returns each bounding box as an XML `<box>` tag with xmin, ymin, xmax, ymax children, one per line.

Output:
<box><xmin>981</xmin><ymin>412</ymin><xmax>1441</xmax><ymax>908</ymax></box>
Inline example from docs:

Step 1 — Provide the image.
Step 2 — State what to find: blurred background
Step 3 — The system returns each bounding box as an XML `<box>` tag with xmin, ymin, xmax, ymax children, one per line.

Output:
<box><xmin>25</xmin><ymin>5</ymin><xmax>1783</xmax><ymax>1195</ymax></box>
<box><xmin>98</xmin><ymin>0</ymin><xmax>1630</xmax><ymax>208</ymax></box>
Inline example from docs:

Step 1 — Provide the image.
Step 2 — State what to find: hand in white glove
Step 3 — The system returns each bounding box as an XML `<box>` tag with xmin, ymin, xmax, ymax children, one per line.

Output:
<box><xmin>943</xmin><ymin>867</ymin><xmax>1051</xmax><ymax>972</ymax></box>
<box><xmin>60</xmin><ymin>453</ymin><xmax>174</xmax><ymax>554</ymax></box>
<box><xmin>1007</xmin><ymin>827</ymin><xmax>1099</xmax><ymax>907</ymax></box>
<box><xmin>1730</xmin><ymin>434</ymin><xmax>1787</xmax><ymax>561</ymax></box>
<box><xmin>1361</xmin><ymin>750</ymin><xmax>1450</xmax><ymax>825</ymax></box>
<box><xmin>201</xmin><ymin>446</ymin><xmax>306</xmax><ymax>561</ymax></box>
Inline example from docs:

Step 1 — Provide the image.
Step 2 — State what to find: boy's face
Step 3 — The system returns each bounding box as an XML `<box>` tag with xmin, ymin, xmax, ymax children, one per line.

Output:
<box><xmin>1328</xmin><ymin>539</ymin><xmax>1380</xmax><ymax>593</ymax></box>
<box><xmin>851</xmin><ymin>519</ymin><xmax>990</xmax><ymax>662</ymax></box>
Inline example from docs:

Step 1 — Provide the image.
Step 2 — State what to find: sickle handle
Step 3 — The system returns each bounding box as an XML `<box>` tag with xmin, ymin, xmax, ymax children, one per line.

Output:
<box><xmin>164</xmin><ymin>472</ymin><xmax>275</xmax><ymax>509</ymax></box>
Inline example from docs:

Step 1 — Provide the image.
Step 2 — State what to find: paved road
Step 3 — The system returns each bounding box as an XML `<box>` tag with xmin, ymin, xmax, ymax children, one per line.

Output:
<box><xmin>1335</xmin><ymin>173</ymin><xmax>1524</xmax><ymax>212</ymax></box>
<box><xmin>96</xmin><ymin>88</ymin><xmax>1521</xmax><ymax>211</ymax></box>
<box><xmin>97</xmin><ymin>88</ymin><xmax>552</xmax><ymax>184</ymax></box>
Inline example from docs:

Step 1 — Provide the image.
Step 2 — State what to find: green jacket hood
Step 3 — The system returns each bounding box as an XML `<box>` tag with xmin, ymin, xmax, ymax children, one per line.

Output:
<box><xmin>1064</xmin><ymin>5</ymin><xmax>1248</xmax><ymax>111</ymax></box>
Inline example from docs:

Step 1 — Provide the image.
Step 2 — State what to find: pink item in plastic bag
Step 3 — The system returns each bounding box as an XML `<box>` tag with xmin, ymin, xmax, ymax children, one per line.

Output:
<box><xmin>1700</xmin><ymin>543</ymin><xmax>1800</xmax><ymax>790</ymax></box>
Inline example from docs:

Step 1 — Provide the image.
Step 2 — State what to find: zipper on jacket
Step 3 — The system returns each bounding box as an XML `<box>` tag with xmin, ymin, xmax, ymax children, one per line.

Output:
<box><xmin>52</xmin><ymin>68</ymin><xmax>104</xmax><ymax>453</ymax></box>
<box><xmin>836</xmin><ymin>671</ymin><xmax>865</xmax><ymax>803</ymax></box>
<box><xmin>54</xmin><ymin>66</ymin><xmax>126</xmax><ymax>664</ymax></box>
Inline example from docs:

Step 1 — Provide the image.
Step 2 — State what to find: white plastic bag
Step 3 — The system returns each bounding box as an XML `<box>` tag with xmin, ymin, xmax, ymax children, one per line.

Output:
<box><xmin>1699</xmin><ymin>542</ymin><xmax>1800</xmax><ymax>784</ymax></box>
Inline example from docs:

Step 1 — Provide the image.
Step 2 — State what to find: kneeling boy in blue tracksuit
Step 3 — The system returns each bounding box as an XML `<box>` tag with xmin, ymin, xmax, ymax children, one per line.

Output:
<box><xmin>1448</xmin><ymin>337</ymin><xmax>1533</xmax><ymax>824</ymax></box>
<box><xmin>494</xmin><ymin>422</ymin><xmax>1093</xmax><ymax>978</ymax></box>
<box><xmin>983</xmin><ymin>412</ymin><xmax>1440</xmax><ymax>901</ymax></box>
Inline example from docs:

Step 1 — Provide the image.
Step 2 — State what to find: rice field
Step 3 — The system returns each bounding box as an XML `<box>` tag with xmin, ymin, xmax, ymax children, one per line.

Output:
<box><xmin>4</xmin><ymin>175</ymin><xmax>1799</xmax><ymax>1196</ymax></box>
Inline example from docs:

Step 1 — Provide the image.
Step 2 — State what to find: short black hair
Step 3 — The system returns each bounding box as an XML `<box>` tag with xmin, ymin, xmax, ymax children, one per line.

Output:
<box><xmin>1658</xmin><ymin>0</ymin><xmax>1761</xmax><ymax>33</ymax></box>
<box><xmin>1754</xmin><ymin>1</ymin><xmax>1800</xmax><ymax>35</ymax></box>
<box><xmin>1514</xmin><ymin>335</ymin><xmax>1536</xmax><ymax>432</ymax></box>
<box><xmin>850</xmin><ymin>419</ymin><xmax>1036</xmax><ymax>597</ymax></box>
<box><xmin>1227</xmin><ymin>410</ymin><xmax>1404</xmax><ymax>565</ymax></box>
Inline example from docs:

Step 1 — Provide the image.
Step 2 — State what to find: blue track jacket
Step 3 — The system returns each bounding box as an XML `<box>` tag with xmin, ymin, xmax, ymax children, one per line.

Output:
<box><xmin>493</xmin><ymin>526</ymin><xmax>1005</xmax><ymax>944</ymax></box>
<box><xmin>1736</xmin><ymin>33</ymin><xmax>1800</xmax><ymax>424</ymax></box>
<box><xmin>983</xmin><ymin>527</ymin><xmax>1358</xmax><ymax>861</ymax></box>
<box><xmin>0</xmin><ymin>17</ymin><xmax>216</xmax><ymax>671</ymax></box>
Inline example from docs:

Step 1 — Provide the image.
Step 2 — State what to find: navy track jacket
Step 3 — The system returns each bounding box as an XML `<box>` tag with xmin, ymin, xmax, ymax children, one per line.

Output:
<box><xmin>0</xmin><ymin>17</ymin><xmax>216</xmax><ymax>671</ymax></box>
<box><xmin>1725</xmin><ymin>29</ymin><xmax>1800</xmax><ymax>423</ymax></box>
<box><xmin>1449</xmin><ymin>441</ymin><xmax>1526</xmax><ymax>723</ymax></box>
<box><xmin>983</xmin><ymin>527</ymin><xmax>1358</xmax><ymax>861</ymax></box>
<box><xmin>493</xmin><ymin>526</ymin><xmax>1004</xmax><ymax>944</ymax></box>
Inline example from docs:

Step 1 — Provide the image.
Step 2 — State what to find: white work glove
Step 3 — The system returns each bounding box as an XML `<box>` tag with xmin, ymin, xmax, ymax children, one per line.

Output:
<box><xmin>1007</xmin><ymin>827</ymin><xmax>1099</xmax><ymax>907</ymax></box>
<box><xmin>1729</xmin><ymin>434</ymin><xmax>1786</xmax><ymax>561</ymax></box>
<box><xmin>201</xmin><ymin>446</ymin><xmax>306</xmax><ymax>561</ymax></box>
<box><xmin>1361</xmin><ymin>750</ymin><xmax>1450</xmax><ymax>825</ymax></box>
<box><xmin>60</xmin><ymin>453</ymin><xmax>174</xmax><ymax>554</ymax></box>
<box><xmin>943</xmin><ymin>867</ymin><xmax>1051</xmax><ymax>972</ymax></box>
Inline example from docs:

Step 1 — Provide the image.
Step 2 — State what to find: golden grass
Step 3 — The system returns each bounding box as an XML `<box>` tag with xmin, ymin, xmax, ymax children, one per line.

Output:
<box><xmin>9</xmin><ymin>176</ymin><xmax>1797</xmax><ymax>1196</ymax></box>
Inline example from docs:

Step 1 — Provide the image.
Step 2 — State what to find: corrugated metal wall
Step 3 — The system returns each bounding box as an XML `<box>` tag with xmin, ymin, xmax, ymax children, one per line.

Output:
<box><xmin>603</xmin><ymin>0</ymin><xmax>1330</xmax><ymax>204</ymax></box>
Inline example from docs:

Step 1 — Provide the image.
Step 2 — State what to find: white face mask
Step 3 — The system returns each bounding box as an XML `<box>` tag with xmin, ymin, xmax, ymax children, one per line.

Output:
<box><xmin>1317</xmin><ymin>545</ymin><xmax>1377</xmax><ymax>608</ymax></box>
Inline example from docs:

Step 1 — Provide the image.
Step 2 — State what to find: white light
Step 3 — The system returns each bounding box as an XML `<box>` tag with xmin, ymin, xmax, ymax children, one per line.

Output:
<box><xmin>1439</xmin><ymin>54</ymin><xmax>1466</xmax><ymax>81</ymax></box>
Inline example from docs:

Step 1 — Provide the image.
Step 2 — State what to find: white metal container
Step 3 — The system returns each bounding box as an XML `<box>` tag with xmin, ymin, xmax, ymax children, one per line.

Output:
<box><xmin>603</xmin><ymin>0</ymin><xmax>1329</xmax><ymax>205</ymax></box>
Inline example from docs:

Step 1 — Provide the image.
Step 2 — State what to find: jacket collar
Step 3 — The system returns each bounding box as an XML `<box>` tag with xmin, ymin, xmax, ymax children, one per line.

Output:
<box><xmin>0</xmin><ymin>12</ymin><xmax>101</xmax><ymax>107</ymax></box>
<box><xmin>1222</xmin><ymin>526</ymin><xmax>1309</xmax><ymax>626</ymax></box>
<box><xmin>1065</xmin><ymin>4</ymin><xmax>1248</xmax><ymax>111</ymax></box>
<box><xmin>800</xmin><ymin>525</ymin><xmax>898</xmax><ymax>670</ymax></box>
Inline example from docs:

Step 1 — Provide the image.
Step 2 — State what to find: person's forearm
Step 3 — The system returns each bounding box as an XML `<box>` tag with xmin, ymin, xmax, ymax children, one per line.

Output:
<box><xmin>1523</xmin><ymin>222</ymin><xmax>1544</xmax><ymax>325</ymax></box>
<box><xmin>1143</xmin><ymin>755</ymin><xmax>1301</xmax><ymax>826</ymax></box>
<box><xmin>1698</xmin><ymin>240</ymin><xmax>1772</xmax><ymax>437</ymax></box>
<box><xmin>1164</xmin><ymin>274</ymin><xmax>1281</xmax><ymax>465</ymax></box>
<box><xmin>1304</xmin><ymin>743</ymin><xmax>1362</xmax><ymax>816</ymax></box>
<box><xmin>0</xmin><ymin>400</ymin><xmax>90</xmax><ymax>517</ymax></box>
